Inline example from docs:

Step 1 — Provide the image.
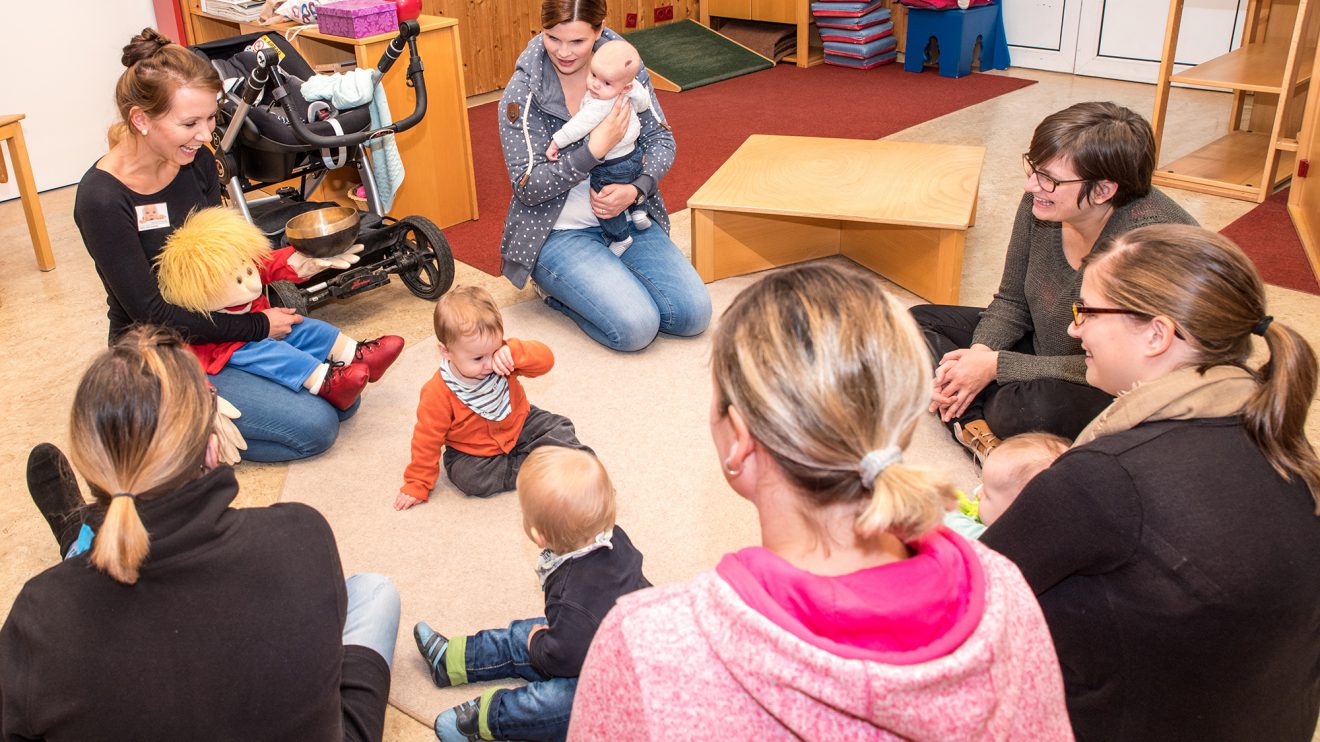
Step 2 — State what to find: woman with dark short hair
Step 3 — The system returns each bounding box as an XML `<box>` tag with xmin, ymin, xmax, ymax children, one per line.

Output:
<box><xmin>911</xmin><ymin>102</ymin><xmax>1197</xmax><ymax>460</ymax></box>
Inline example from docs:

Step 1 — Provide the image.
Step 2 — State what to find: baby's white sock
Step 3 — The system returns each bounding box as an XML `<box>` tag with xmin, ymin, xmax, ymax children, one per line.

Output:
<box><xmin>329</xmin><ymin>334</ymin><xmax>358</xmax><ymax>365</ymax></box>
<box><xmin>304</xmin><ymin>362</ymin><xmax>330</xmax><ymax>393</ymax></box>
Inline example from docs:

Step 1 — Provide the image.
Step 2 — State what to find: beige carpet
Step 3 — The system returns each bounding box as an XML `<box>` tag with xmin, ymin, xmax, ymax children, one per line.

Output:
<box><xmin>281</xmin><ymin>262</ymin><xmax>981</xmax><ymax>726</ymax></box>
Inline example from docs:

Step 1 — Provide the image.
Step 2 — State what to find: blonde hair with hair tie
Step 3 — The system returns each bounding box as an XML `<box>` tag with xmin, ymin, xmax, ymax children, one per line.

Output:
<box><xmin>712</xmin><ymin>263</ymin><xmax>956</xmax><ymax>543</ymax></box>
<box><xmin>69</xmin><ymin>326</ymin><xmax>214</xmax><ymax>584</ymax></box>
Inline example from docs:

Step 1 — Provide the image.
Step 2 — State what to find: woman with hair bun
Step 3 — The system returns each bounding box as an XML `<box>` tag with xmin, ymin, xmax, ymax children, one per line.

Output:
<box><xmin>983</xmin><ymin>224</ymin><xmax>1320</xmax><ymax>741</ymax></box>
<box><xmin>570</xmin><ymin>263</ymin><xmax>1071</xmax><ymax>740</ymax></box>
<box><xmin>70</xmin><ymin>28</ymin><xmax>360</xmax><ymax>462</ymax></box>
<box><xmin>1</xmin><ymin>326</ymin><xmax>401</xmax><ymax>741</ymax></box>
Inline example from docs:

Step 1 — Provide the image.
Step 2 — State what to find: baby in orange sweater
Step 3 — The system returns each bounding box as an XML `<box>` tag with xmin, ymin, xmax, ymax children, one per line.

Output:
<box><xmin>395</xmin><ymin>286</ymin><xmax>593</xmax><ymax>509</ymax></box>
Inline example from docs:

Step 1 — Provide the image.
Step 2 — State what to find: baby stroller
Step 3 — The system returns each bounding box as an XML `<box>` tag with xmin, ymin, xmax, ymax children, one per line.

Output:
<box><xmin>191</xmin><ymin>21</ymin><xmax>453</xmax><ymax>314</ymax></box>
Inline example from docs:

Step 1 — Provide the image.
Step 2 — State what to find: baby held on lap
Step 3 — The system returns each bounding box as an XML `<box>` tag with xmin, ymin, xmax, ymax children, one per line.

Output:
<box><xmin>945</xmin><ymin>432</ymin><xmax>1069</xmax><ymax>539</ymax></box>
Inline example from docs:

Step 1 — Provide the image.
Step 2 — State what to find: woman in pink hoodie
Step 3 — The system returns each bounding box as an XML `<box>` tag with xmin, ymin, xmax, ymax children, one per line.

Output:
<box><xmin>570</xmin><ymin>263</ymin><xmax>1073</xmax><ymax>740</ymax></box>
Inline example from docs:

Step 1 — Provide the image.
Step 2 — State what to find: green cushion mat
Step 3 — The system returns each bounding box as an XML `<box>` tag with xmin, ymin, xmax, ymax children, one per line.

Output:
<box><xmin>627</xmin><ymin>19</ymin><xmax>774</xmax><ymax>91</ymax></box>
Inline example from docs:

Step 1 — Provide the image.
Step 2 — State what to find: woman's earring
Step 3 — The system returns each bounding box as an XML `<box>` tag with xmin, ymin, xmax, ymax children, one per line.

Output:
<box><xmin>139</xmin><ymin>128</ymin><xmax>148</xmax><ymax>136</ymax></box>
<box><xmin>723</xmin><ymin>457</ymin><xmax>740</xmax><ymax>477</ymax></box>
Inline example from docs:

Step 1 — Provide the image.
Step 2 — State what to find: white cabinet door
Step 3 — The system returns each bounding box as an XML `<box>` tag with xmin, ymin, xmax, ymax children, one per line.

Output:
<box><xmin>1072</xmin><ymin>0</ymin><xmax>1248</xmax><ymax>83</ymax></box>
<box><xmin>1001</xmin><ymin>0</ymin><xmax>1248</xmax><ymax>82</ymax></box>
<box><xmin>1003</xmin><ymin>0</ymin><xmax>1083</xmax><ymax>73</ymax></box>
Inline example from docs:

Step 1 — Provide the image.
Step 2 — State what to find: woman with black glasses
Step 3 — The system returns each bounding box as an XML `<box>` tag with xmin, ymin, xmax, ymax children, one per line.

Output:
<box><xmin>909</xmin><ymin>102</ymin><xmax>1196</xmax><ymax>461</ymax></box>
<box><xmin>983</xmin><ymin>224</ymin><xmax>1320</xmax><ymax>741</ymax></box>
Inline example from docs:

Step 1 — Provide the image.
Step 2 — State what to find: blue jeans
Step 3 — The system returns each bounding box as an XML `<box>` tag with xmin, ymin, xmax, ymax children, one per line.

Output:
<box><xmin>460</xmin><ymin>617</ymin><xmax>578</xmax><ymax>742</ymax></box>
<box><xmin>531</xmin><ymin>226</ymin><xmax>711</xmax><ymax>352</ymax></box>
<box><xmin>589</xmin><ymin>150</ymin><xmax>643</xmax><ymax>244</ymax></box>
<box><xmin>343</xmin><ymin>573</ymin><xmax>401</xmax><ymax>669</ymax></box>
<box><xmin>226</xmin><ymin>318</ymin><xmax>341</xmax><ymax>392</ymax></box>
<box><xmin>209</xmin><ymin>364</ymin><xmax>360</xmax><ymax>462</ymax></box>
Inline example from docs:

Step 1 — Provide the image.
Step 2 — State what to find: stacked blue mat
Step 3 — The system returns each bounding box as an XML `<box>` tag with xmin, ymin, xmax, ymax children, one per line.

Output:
<box><xmin>810</xmin><ymin>2</ymin><xmax>896</xmax><ymax>69</ymax></box>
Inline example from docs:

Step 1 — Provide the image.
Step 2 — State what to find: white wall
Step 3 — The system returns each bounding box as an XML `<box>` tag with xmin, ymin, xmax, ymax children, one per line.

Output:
<box><xmin>0</xmin><ymin>0</ymin><xmax>158</xmax><ymax>201</ymax></box>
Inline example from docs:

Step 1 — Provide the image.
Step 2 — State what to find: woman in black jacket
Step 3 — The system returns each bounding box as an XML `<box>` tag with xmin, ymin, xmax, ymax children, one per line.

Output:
<box><xmin>1</xmin><ymin>327</ymin><xmax>400</xmax><ymax>741</ymax></box>
<box><xmin>982</xmin><ymin>224</ymin><xmax>1320</xmax><ymax>741</ymax></box>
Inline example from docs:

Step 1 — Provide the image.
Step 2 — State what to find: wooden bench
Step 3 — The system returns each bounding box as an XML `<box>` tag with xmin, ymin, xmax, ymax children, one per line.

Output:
<box><xmin>688</xmin><ymin>135</ymin><xmax>983</xmax><ymax>302</ymax></box>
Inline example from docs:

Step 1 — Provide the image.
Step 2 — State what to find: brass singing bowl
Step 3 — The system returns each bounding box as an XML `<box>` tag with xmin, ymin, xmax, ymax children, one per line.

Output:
<box><xmin>285</xmin><ymin>206</ymin><xmax>361</xmax><ymax>259</ymax></box>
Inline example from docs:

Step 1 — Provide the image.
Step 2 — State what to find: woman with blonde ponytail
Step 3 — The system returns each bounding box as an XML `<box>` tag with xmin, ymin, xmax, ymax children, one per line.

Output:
<box><xmin>982</xmin><ymin>224</ymin><xmax>1320</xmax><ymax>742</ymax></box>
<box><xmin>571</xmin><ymin>263</ymin><xmax>1071</xmax><ymax>740</ymax></box>
<box><xmin>1</xmin><ymin>327</ymin><xmax>401</xmax><ymax>741</ymax></box>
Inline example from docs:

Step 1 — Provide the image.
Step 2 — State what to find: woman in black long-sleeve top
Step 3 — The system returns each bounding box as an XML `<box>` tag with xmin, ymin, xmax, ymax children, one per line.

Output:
<box><xmin>1</xmin><ymin>327</ymin><xmax>401</xmax><ymax>741</ymax></box>
<box><xmin>982</xmin><ymin>224</ymin><xmax>1320</xmax><ymax>741</ymax></box>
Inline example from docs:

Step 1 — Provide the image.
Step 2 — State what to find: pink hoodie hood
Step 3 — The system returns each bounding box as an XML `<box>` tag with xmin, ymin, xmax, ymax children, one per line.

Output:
<box><xmin>716</xmin><ymin>528</ymin><xmax>985</xmax><ymax>662</ymax></box>
<box><xmin>571</xmin><ymin>537</ymin><xmax>1073</xmax><ymax>741</ymax></box>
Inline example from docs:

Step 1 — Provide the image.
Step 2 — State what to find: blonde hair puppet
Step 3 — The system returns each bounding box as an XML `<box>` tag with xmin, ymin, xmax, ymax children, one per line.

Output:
<box><xmin>156</xmin><ymin>206</ymin><xmax>404</xmax><ymax>410</ymax></box>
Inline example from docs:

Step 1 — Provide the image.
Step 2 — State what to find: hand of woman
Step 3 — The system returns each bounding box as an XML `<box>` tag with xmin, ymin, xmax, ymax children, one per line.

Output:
<box><xmin>591</xmin><ymin>183</ymin><xmax>639</xmax><ymax>220</ymax></box>
<box><xmin>262</xmin><ymin>307</ymin><xmax>304</xmax><ymax>339</ymax></box>
<box><xmin>931</xmin><ymin>345</ymin><xmax>998</xmax><ymax>422</ymax></box>
<box><xmin>587</xmin><ymin>96</ymin><xmax>630</xmax><ymax>160</ymax></box>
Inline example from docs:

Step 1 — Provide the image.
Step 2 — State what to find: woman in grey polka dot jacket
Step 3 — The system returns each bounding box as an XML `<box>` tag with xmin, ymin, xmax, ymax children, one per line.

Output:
<box><xmin>497</xmin><ymin>0</ymin><xmax>711</xmax><ymax>352</ymax></box>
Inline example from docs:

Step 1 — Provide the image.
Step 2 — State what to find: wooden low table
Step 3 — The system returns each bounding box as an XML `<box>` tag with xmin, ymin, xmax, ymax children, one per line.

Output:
<box><xmin>689</xmin><ymin>135</ymin><xmax>984</xmax><ymax>303</ymax></box>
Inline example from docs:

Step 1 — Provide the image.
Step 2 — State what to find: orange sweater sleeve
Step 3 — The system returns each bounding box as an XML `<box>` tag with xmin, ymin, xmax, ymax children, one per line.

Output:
<box><xmin>506</xmin><ymin>337</ymin><xmax>554</xmax><ymax>378</ymax></box>
<box><xmin>400</xmin><ymin>374</ymin><xmax>455</xmax><ymax>501</ymax></box>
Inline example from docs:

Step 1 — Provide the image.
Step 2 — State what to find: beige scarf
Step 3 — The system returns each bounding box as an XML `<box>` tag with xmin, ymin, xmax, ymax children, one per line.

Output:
<box><xmin>1073</xmin><ymin>365</ymin><xmax>1258</xmax><ymax>447</ymax></box>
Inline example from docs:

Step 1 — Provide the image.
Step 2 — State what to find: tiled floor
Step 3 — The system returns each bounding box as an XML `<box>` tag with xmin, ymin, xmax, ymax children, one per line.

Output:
<box><xmin>2</xmin><ymin>66</ymin><xmax>1316</xmax><ymax>741</ymax></box>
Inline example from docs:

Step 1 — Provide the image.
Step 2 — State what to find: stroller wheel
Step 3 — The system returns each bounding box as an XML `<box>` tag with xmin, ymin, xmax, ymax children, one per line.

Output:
<box><xmin>394</xmin><ymin>216</ymin><xmax>454</xmax><ymax>301</ymax></box>
<box><xmin>268</xmin><ymin>279</ymin><xmax>309</xmax><ymax>315</ymax></box>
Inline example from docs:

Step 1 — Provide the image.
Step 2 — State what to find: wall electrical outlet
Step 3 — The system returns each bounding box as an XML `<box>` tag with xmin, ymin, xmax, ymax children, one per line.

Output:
<box><xmin>626</xmin><ymin>12</ymin><xmax>638</xmax><ymax>27</ymax></box>
<box><xmin>654</xmin><ymin>5</ymin><xmax>673</xmax><ymax>21</ymax></box>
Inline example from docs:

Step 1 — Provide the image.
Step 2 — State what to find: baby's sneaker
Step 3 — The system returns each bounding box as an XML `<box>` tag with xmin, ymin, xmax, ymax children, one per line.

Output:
<box><xmin>434</xmin><ymin>698</ymin><xmax>482</xmax><ymax>742</ymax></box>
<box><xmin>353</xmin><ymin>335</ymin><xmax>405</xmax><ymax>382</ymax></box>
<box><xmin>414</xmin><ymin>622</ymin><xmax>454</xmax><ymax>688</ymax></box>
<box><xmin>317</xmin><ymin>362</ymin><xmax>369</xmax><ymax>411</ymax></box>
<box><xmin>629</xmin><ymin>208</ymin><xmax>652</xmax><ymax>230</ymax></box>
<box><xmin>609</xmin><ymin>235</ymin><xmax>633</xmax><ymax>257</ymax></box>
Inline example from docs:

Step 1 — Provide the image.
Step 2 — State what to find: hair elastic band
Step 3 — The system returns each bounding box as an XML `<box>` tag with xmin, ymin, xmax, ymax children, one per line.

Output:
<box><xmin>1252</xmin><ymin>316</ymin><xmax>1274</xmax><ymax>336</ymax></box>
<box><xmin>859</xmin><ymin>446</ymin><xmax>902</xmax><ymax>489</ymax></box>
<box><xmin>110</xmin><ymin>492</ymin><xmax>136</xmax><ymax>501</ymax></box>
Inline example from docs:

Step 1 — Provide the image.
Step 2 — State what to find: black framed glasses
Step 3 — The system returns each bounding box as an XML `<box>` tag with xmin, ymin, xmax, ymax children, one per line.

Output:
<box><xmin>1023</xmin><ymin>154</ymin><xmax>1088</xmax><ymax>193</ymax></box>
<box><xmin>1072</xmin><ymin>301</ymin><xmax>1186</xmax><ymax>338</ymax></box>
<box><xmin>1071</xmin><ymin>301</ymin><xmax>1146</xmax><ymax>326</ymax></box>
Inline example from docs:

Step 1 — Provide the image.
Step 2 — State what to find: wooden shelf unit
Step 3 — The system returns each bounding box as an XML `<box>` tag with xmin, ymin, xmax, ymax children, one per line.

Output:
<box><xmin>1150</xmin><ymin>0</ymin><xmax>1318</xmax><ymax>203</ymax></box>
<box><xmin>177</xmin><ymin>5</ymin><xmax>478</xmax><ymax>229</ymax></box>
<box><xmin>700</xmin><ymin>0</ymin><xmax>824</xmax><ymax>68</ymax></box>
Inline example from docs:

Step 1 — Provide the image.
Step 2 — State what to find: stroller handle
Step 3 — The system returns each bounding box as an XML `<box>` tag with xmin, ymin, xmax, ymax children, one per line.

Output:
<box><xmin>275</xmin><ymin>21</ymin><xmax>427</xmax><ymax>149</ymax></box>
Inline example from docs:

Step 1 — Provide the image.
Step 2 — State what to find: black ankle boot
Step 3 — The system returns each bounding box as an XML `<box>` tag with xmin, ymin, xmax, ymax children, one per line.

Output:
<box><xmin>26</xmin><ymin>443</ymin><xmax>86</xmax><ymax>557</ymax></box>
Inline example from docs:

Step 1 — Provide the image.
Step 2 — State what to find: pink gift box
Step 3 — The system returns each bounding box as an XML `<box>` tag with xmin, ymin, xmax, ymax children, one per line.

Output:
<box><xmin>317</xmin><ymin>0</ymin><xmax>399</xmax><ymax>39</ymax></box>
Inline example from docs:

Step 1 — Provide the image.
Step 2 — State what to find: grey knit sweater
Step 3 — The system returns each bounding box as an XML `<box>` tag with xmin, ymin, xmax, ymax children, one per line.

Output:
<box><xmin>972</xmin><ymin>189</ymin><xmax>1196</xmax><ymax>385</ymax></box>
<box><xmin>497</xmin><ymin>29</ymin><xmax>675</xmax><ymax>288</ymax></box>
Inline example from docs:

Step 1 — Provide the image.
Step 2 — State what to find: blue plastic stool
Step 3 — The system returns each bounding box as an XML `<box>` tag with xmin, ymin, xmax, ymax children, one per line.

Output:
<box><xmin>903</xmin><ymin>3</ymin><xmax>1010</xmax><ymax>78</ymax></box>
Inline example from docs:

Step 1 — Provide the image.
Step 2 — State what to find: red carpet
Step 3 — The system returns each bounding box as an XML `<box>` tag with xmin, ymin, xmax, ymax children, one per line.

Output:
<box><xmin>1219</xmin><ymin>188</ymin><xmax>1319</xmax><ymax>295</ymax></box>
<box><xmin>446</xmin><ymin>63</ymin><xmax>1035</xmax><ymax>276</ymax></box>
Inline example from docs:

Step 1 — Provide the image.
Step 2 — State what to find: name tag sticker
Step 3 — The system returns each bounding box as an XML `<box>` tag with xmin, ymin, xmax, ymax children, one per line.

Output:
<box><xmin>136</xmin><ymin>203</ymin><xmax>170</xmax><ymax>231</ymax></box>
